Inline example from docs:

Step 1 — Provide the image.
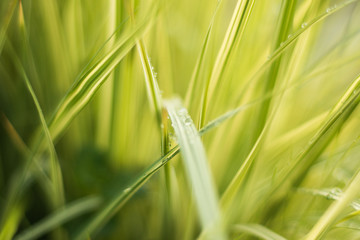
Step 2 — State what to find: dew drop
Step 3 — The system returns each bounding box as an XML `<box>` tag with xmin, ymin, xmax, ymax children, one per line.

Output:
<box><xmin>184</xmin><ymin>118</ymin><xmax>192</xmax><ymax>126</ymax></box>
<box><xmin>123</xmin><ymin>188</ymin><xmax>131</xmax><ymax>194</ymax></box>
<box><xmin>301</xmin><ymin>22</ymin><xmax>308</xmax><ymax>28</ymax></box>
<box><xmin>287</xmin><ymin>34</ymin><xmax>292</xmax><ymax>39</ymax></box>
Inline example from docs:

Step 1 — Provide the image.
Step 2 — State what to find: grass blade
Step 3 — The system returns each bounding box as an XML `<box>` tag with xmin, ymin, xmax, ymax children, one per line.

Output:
<box><xmin>14</xmin><ymin>196</ymin><xmax>101</xmax><ymax>240</ymax></box>
<box><xmin>16</xmin><ymin>62</ymin><xmax>64</xmax><ymax>207</ymax></box>
<box><xmin>233</xmin><ymin>224</ymin><xmax>287</xmax><ymax>240</ymax></box>
<box><xmin>165</xmin><ymin>98</ymin><xmax>225</xmax><ymax>239</ymax></box>
<box><xmin>184</xmin><ymin>1</ymin><xmax>221</xmax><ymax>109</ymax></box>
<box><xmin>73</xmin><ymin>145</ymin><xmax>180</xmax><ymax>240</ymax></box>
<box><xmin>47</xmin><ymin>9</ymin><xmax>156</xmax><ymax>142</ymax></box>
<box><xmin>304</xmin><ymin>169</ymin><xmax>360</xmax><ymax>239</ymax></box>
<box><xmin>199</xmin><ymin>0</ymin><xmax>255</xmax><ymax>128</ymax></box>
<box><xmin>0</xmin><ymin>0</ymin><xmax>17</xmax><ymax>55</ymax></box>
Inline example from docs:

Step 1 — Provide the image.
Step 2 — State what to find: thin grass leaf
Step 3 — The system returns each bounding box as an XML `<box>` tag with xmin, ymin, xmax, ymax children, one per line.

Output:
<box><xmin>14</xmin><ymin>196</ymin><xmax>101</xmax><ymax>240</ymax></box>
<box><xmin>165</xmin><ymin>98</ymin><xmax>225</xmax><ymax>239</ymax></box>
<box><xmin>18</xmin><ymin>63</ymin><xmax>65</xmax><ymax>207</ymax></box>
<box><xmin>184</xmin><ymin>0</ymin><xmax>221</xmax><ymax>108</ymax></box>
<box><xmin>235</xmin><ymin>0</ymin><xmax>360</xmax><ymax>104</ymax></box>
<box><xmin>299</xmin><ymin>188</ymin><xmax>360</xmax><ymax>211</ymax></box>
<box><xmin>47</xmin><ymin>9</ymin><xmax>156</xmax><ymax>142</ymax></box>
<box><xmin>199</xmin><ymin>0</ymin><xmax>255</xmax><ymax>128</ymax></box>
<box><xmin>0</xmin><ymin>53</ymin><xmax>65</xmax><ymax>239</ymax></box>
<box><xmin>254</xmin><ymin>0</ymin><xmax>297</xmax><ymax>137</ymax></box>
<box><xmin>0</xmin><ymin>200</ymin><xmax>24</xmax><ymax>240</ymax></box>
<box><xmin>0</xmin><ymin>0</ymin><xmax>17</xmax><ymax>55</ymax></box>
<box><xmin>304</xmin><ymin>169</ymin><xmax>360</xmax><ymax>239</ymax></box>
<box><xmin>260</xmin><ymin>73</ymin><xmax>360</xmax><ymax>222</ymax></box>
<box><xmin>136</xmin><ymin>40</ymin><xmax>163</xmax><ymax>124</ymax></box>
<box><xmin>73</xmin><ymin>145</ymin><xmax>180</xmax><ymax>240</ymax></box>
<box><xmin>233</xmin><ymin>224</ymin><xmax>287</xmax><ymax>240</ymax></box>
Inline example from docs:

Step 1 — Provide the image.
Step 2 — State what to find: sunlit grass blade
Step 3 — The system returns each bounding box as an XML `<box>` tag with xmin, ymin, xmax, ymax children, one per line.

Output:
<box><xmin>73</xmin><ymin>145</ymin><xmax>180</xmax><ymax>240</ymax></box>
<box><xmin>136</xmin><ymin>40</ymin><xmax>163</xmax><ymax>124</ymax></box>
<box><xmin>304</xmin><ymin>169</ymin><xmax>360</xmax><ymax>239</ymax></box>
<box><xmin>199</xmin><ymin>0</ymin><xmax>255</xmax><ymax>128</ymax></box>
<box><xmin>184</xmin><ymin>1</ymin><xmax>221</xmax><ymax>109</ymax></box>
<box><xmin>254</xmin><ymin>0</ymin><xmax>297</xmax><ymax>137</ymax></box>
<box><xmin>0</xmin><ymin>200</ymin><xmax>24</xmax><ymax>240</ymax></box>
<box><xmin>165</xmin><ymin>98</ymin><xmax>225</xmax><ymax>239</ymax></box>
<box><xmin>299</xmin><ymin>188</ymin><xmax>360</xmax><ymax>211</ymax></box>
<box><xmin>233</xmin><ymin>224</ymin><xmax>287</xmax><ymax>240</ymax></box>
<box><xmin>261</xmin><ymin>73</ymin><xmax>360</xmax><ymax>221</ymax></box>
<box><xmin>47</xmin><ymin>9</ymin><xmax>156</xmax><ymax>142</ymax></box>
<box><xmin>235</xmin><ymin>0</ymin><xmax>360</xmax><ymax>104</ymax></box>
<box><xmin>14</xmin><ymin>196</ymin><xmax>101</xmax><ymax>240</ymax></box>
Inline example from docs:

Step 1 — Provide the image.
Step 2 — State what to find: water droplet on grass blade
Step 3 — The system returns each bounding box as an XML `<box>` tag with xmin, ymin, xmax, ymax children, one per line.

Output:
<box><xmin>184</xmin><ymin>118</ymin><xmax>192</xmax><ymax>126</ymax></box>
<box><xmin>301</xmin><ymin>22</ymin><xmax>308</xmax><ymax>28</ymax></box>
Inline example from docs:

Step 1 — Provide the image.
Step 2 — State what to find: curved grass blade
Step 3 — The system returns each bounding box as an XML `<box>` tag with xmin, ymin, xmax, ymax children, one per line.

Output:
<box><xmin>299</xmin><ymin>188</ymin><xmax>360</xmax><ymax>211</ymax></box>
<box><xmin>258</xmin><ymin>73</ymin><xmax>360</xmax><ymax>222</ymax></box>
<box><xmin>67</xmin><ymin>71</ymin><xmax>326</xmax><ymax>236</ymax></box>
<box><xmin>233</xmin><ymin>224</ymin><xmax>287</xmax><ymax>240</ymax></box>
<box><xmin>199</xmin><ymin>0</ymin><xmax>255</xmax><ymax>128</ymax></box>
<box><xmin>14</xmin><ymin>196</ymin><xmax>101</xmax><ymax>240</ymax></box>
<box><xmin>234</xmin><ymin>0</ymin><xmax>360</xmax><ymax>104</ymax></box>
<box><xmin>184</xmin><ymin>0</ymin><xmax>221</xmax><ymax>108</ymax></box>
<box><xmin>165</xmin><ymin>98</ymin><xmax>225</xmax><ymax>239</ymax></box>
<box><xmin>304</xmin><ymin>170</ymin><xmax>360</xmax><ymax>240</ymax></box>
<box><xmin>47</xmin><ymin>9</ymin><xmax>156</xmax><ymax>142</ymax></box>
<box><xmin>0</xmin><ymin>53</ymin><xmax>65</xmax><ymax>239</ymax></box>
<box><xmin>0</xmin><ymin>0</ymin><xmax>17</xmax><ymax>55</ymax></box>
<box><xmin>73</xmin><ymin>145</ymin><xmax>180</xmax><ymax>240</ymax></box>
<box><xmin>18</xmin><ymin>63</ymin><xmax>65</xmax><ymax>207</ymax></box>
<box><xmin>284</xmin><ymin>73</ymin><xmax>360</xmax><ymax>188</ymax></box>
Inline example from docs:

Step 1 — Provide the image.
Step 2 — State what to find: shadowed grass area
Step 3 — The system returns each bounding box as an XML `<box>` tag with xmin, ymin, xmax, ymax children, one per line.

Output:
<box><xmin>1</xmin><ymin>0</ymin><xmax>360</xmax><ymax>239</ymax></box>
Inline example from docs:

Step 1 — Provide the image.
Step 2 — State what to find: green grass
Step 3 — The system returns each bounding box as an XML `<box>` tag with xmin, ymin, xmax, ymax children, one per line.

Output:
<box><xmin>1</xmin><ymin>0</ymin><xmax>360</xmax><ymax>239</ymax></box>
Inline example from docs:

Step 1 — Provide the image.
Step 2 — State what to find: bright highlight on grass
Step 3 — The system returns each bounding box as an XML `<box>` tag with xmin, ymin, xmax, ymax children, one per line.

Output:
<box><xmin>1</xmin><ymin>0</ymin><xmax>360</xmax><ymax>239</ymax></box>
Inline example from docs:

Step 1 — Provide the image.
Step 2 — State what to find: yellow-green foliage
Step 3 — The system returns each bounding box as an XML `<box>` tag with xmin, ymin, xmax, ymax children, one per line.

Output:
<box><xmin>1</xmin><ymin>0</ymin><xmax>360</xmax><ymax>239</ymax></box>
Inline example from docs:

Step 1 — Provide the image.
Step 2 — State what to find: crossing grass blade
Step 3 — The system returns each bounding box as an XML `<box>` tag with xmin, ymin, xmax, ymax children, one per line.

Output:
<box><xmin>304</xmin><ymin>169</ymin><xmax>360</xmax><ymax>239</ymax></box>
<box><xmin>234</xmin><ymin>0</ymin><xmax>360</xmax><ymax>104</ymax></box>
<box><xmin>0</xmin><ymin>0</ymin><xmax>17</xmax><ymax>55</ymax></box>
<box><xmin>165</xmin><ymin>98</ymin><xmax>225</xmax><ymax>239</ymax></box>
<box><xmin>14</xmin><ymin>196</ymin><xmax>101</xmax><ymax>240</ymax></box>
<box><xmin>259</xmin><ymin>73</ymin><xmax>360</xmax><ymax>222</ymax></box>
<box><xmin>0</xmin><ymin>48</ymin><xmax>64</xmax><ymax>239</ymax></box>
<box><xmin>233</xmin><ymin>224</ymin><xmax>287</xmax><ymax>240</ymax></box>
<box><xmin>73</xmin><ymin>145</ymin><xmax>180</xmax><ymax>240</ymax></box>
<box><xmin>199</xmin><ymin>0</ymin><xmax>255</xmax><ymax>128</ymax></box>
<box><xmin>184</xmin><ymin>0</ymin><xmax>221</xmax><ymax>110</ymax></box>
<box><xmin>47</xmin><ymin>9</ymin><xmax>156</xmax><ymax>142</ymax></box>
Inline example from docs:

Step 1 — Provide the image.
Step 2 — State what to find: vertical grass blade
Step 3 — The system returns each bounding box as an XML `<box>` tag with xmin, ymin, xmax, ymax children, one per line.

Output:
<box><xmin>199</xmin><ymin>0</ymin><xmax>255</xmax><ymax>128</ymax></box>
<box><xmin>48</xmin><ymin>10</ymin><xmax>155</xmax><ymax>142</ymax></box>
<box><xmin>184</xmin><ymin>1</ymin><xmax>221</xmax><ymax>108</ymax></box>
<box><xmin>165</xmin><ymin>98</ymin><xmax>225</xmax><ymax>239</ymax></box>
